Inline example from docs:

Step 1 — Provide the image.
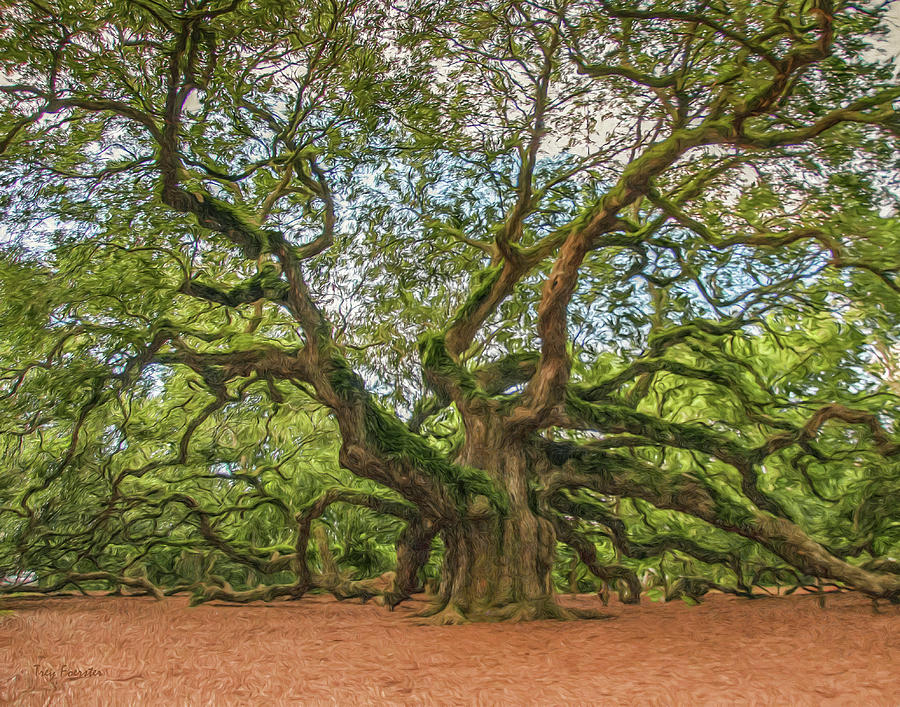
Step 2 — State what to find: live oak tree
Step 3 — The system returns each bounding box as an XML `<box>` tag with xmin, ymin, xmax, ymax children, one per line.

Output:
<box><xmin>1</xmin><ymin>0</ymin><xmax>900</xmax><ymax>622</ymax></box>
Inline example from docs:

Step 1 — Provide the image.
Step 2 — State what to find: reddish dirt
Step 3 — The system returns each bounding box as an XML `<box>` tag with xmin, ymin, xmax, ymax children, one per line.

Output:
<box><xmin>0</xmin><ymin>591</ymin><xmax>897</xmax><ymax>705</ymax></box>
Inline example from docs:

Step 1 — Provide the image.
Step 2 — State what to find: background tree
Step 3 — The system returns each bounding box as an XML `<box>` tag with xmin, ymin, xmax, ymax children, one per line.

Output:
<box><xmin>1</xmin><ymin>0</ymin><xmax>899</xmax><ymax>622</ymax></box>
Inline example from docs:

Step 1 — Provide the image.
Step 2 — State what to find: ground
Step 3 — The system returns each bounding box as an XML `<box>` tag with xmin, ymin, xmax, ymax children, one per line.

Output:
<box><xmin>0</xmin><ymin>591</ymin><xmax>897</xmax><ymax>705</ymax></box>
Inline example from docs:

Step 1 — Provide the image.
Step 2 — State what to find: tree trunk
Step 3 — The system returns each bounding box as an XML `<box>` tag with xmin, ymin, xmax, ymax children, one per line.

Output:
<box><xmin>424</xmin><ymin>505</ymin><xmax>560</xmax><ymax>622</ymax></box>
<box><xmin>394</xmin><ymin>516</ymin><xmax>436</xmax><ymax>595</ymax></box>
<box><xmin>421</xmin><ymin>421</ymin><xmax>601</xmax><ymax>623</ymax></box>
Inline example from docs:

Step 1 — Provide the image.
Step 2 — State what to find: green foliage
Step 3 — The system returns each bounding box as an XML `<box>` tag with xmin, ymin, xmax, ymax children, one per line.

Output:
<box><xmin>0</xmin><ymin>0</ymin><xmax>898</xmax><ymax>608</ymax></box>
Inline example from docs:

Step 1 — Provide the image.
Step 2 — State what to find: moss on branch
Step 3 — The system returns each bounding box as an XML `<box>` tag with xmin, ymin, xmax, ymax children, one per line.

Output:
<box><xmin>447</xmin><ymin>264</ymin><xmax>504</xmax><ymax>332</ymax></box>
<box><xmin>181</xmin><ymin>265</ymin><xmax>290</xmax><ymax>307</ymax></box>
<box><xmin>418</xmin><ymin>333</ymin><xmax>480</xmax><ymax>401</ymax></box>
<box><xmin>563</xmin><ymin>391</ymin><xmax>786</xmax><ymax>516</ymax></box>
<box><xmin>550</xmin><ymin>490</ymin><xmax>746</xmax><ymax>574</ymax></box>
<box><xmin>474</xmin><ymin>351</ymin><xmax>540</xmax><ymax>395</ymax></box>
<box><xmin>564</xmin><ymin>391</ymin><xmax>747</xmax><ymax>462</ymax></box>
<box><xmin>537</xmin><ymin>439</ymin><xmax>900</xmax><ymax>602</ymax></box>
<box><xmin>188</xmin><ymin>191</ymin><xmax>273</xmax><ymax>259</ymax></box>
<box><xmin>646</xmin><ymin>318</ymin><xmax>745</xmax><ymax>356</ymax></box>
<box><xmin>362</xmin><ymin>397</ymin><xmax>507</xmax><ymax>514</ymax></box>
<box><xmin>579</xmin><ymin>357</ymin><xmax>766</xmax><ymax>408</ymax></box>
<box><xmin>325</xmin><ymin>349</ymin><xmax>507</xmax><ymax>515</ymax></box>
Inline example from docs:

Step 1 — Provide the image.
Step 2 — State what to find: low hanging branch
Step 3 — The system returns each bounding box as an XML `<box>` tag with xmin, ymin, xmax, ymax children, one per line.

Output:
<box><xmin>542</xmin><ymin>509</ymin><xmax>642</xmax><ymax>604</ymax></box>
<box><xmin>189</xmin><ymin>486</ymin><xmax>428</xmax><ymax>608</ymax></box>
<box><xmin>1</xmin><ymin>571</ymin><xmax>164</xmax><ymax>601</ymax></box>
<box><xmin>535</xmin><ymin>439</ymin><xmax>900</xmax><ymax>602</ymax></box>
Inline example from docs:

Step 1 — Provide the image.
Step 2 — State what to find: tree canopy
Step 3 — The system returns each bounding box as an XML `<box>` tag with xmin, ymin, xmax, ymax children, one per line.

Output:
<box><xmin>1</xmin><ymin>0</ymin><xmax>899</xmax><ymax>622</ymax></box>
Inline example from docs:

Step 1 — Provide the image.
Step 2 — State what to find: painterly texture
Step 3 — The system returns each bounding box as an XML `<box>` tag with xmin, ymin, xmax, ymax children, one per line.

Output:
<box><xmin>1</xmin><ymin>0</ymin><xmax>900</xmax><ymax>623</ymax></box>
<box><xmin>1</xmin><ymin>592</ymin><xmax>898</xmax><ymax>704</ymax></box>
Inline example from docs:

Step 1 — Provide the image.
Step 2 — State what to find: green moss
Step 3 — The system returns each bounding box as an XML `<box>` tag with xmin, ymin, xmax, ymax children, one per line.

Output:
<box><xmin>475</xmin><ymin>351</ymin><xmax>539</xmax><ymax>395</ymax></box>
<box><xmin>565</xmin><ymin>391</ymin><xmax>748</xmax><ymax>462</ymax></box>
<box><xmin>647</xmin><ymin>318</ymin><xmax>741</xmax><ymax>355</ymax></box>
<box><xmin>418</xmin><ymin>333</ymin><xmax>480</xmax><ymax>400</ymax></box>
<box><xmin>326</xmin><ymin>349</ymin><xmax>507</xmax><ymax>515</ymax></box>
<box><xmin>193</xmin><ymin>193</ymin><xmax>270</xmax><ymax>258</ymax></box>
<box><xmin>363</xmin><ymin>396</ymin><xmax>507</xmax><ymax>514</ymax></box>
<box><xmin>448</xmin><ymin>264</ymin><xmax>503</xmax><ymax>330</ymax></box>
<box><xmin>711</xmin><ymin>498</ymin><xmax>759</xmax><ymax>531</ymax></box>
<box><xmin>490</xmin><ymin>351</ymin><xmax>539</xmax><ymax>378</ymax></box>
<box><xmin>326</xmin><ymin>350</ymin><xmax>367</xmax><ymax>403</ymax></box>
<box><xmin>234</xmin><ymin>265</ymin><xmax>290</xmax><ymax>302</ymax></box>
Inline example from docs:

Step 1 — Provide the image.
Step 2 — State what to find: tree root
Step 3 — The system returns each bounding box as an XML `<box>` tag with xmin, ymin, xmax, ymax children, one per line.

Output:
<box><xmin>417</xmin><ymin>602</ymin><xmax>471</xmax><ymax>625</ymax></box>
<box><xmin>416</xmin><ymin>596</ymin><xmax>612</xmax><ymax>624</ymax></box>
<box><xmin>0</xmin><ymin>572</ymin><xmax>164</xmax><ymax>601</ymax></box>
<box><xmin>188</xmin><ymin>582</ymin><xmax>304</xmax><ymax>606</ymax></box>
<box><xmin>318</xmin><ymin>571</ymin><xmax>410</xmax><ymax>609</ymax></box>
<box><xmin>187</xmin><ymin>570</ymin><xmax>411</xmax><ymax>609</ymax></box>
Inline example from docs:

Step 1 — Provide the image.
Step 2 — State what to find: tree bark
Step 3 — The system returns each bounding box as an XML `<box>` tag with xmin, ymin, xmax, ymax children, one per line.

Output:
<box><xmin>395</xmin><ymin>516</ymin><xmax>437</xmax><ymax>596</ymax></box>
<box><xmin>421</xmin><ymin>421</ymin><xmax>602</xmax><ymax>623</ymax></box>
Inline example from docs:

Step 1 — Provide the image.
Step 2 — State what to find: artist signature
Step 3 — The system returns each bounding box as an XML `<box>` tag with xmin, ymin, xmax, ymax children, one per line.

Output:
<box><xmin>32</xmin><ymin>664</ymin><xmax>103</xmax><ymax>680</ymax></box>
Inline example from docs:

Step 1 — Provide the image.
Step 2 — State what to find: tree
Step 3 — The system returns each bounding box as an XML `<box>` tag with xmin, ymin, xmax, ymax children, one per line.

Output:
<box><xmin>1</xmin><ymin>0</ymin><xmax>899</xmax><ymax>623</ymax></box>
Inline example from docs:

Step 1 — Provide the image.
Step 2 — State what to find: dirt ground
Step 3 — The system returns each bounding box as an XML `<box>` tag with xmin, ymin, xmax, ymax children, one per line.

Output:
<box><xmin>0</xmin><ymin>590</ymin><xmax>897</xmax><ymax>706</ymax></box>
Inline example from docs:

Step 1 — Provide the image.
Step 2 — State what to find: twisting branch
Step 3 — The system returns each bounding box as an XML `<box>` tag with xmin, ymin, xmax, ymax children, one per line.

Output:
<box><xmin>756</xmin><ymin>404</ymin><xmax>900</xmax><ymax>459</ymax></box>
<box><xmin>510</xmin><ymin>122</ymin><xmax>724</xmax><ymax>435</ymax></box>
<box><xmin>290</xmin><ymin>487</ymin><xmax>424</xmax><ymax>608</ymax></box>
<box><xmin>496</xmin><ymin>24</ymin><xmax>559</xmax><ymax>263</ymax></box>
<box><xmin>540</xmin><ymin>504</ymin><xmax>642</xmax><ymax>603</ymax></box>
<box><xmin>179</xmin><ymin>266</ymin><xmax>290</xmax><ymax>308</ymax></box>
<box><xmin>1</xmin><ymin>571</ymin><xmax>164</xmax><ymax>600</ymax></box>
<box><xmin>533</xmin><ymin>438</ymin><xmax>900</xmax><ymax>601</ymax></box>
<box><xmin>548</xmin><ymin>490</ymin><xmax>753</xmax><ymax>594</ymax></box>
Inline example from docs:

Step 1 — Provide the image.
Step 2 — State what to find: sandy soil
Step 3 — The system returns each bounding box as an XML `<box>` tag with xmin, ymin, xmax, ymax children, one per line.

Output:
<box><xmin>0</xmin><ymin>590</ymin><xmax>897</xmax><ymax>705</ymax></box>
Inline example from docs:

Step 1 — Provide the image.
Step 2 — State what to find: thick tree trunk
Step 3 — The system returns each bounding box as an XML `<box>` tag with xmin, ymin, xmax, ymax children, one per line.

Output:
<box><xmin>425</xmin><ymin>505</ymin><xmax>560</xmax><ymax>622</ymax></box>
<box><xmin>421</xmin><ymin>422</ymin><xmax>602</xmax><ymax>623</ymax></box>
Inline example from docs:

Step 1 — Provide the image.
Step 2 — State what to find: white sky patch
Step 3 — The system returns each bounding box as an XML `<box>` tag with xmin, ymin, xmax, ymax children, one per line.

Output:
<box><xmin>887</xmin><ymin>2</ymin><xmax>900</xmax><ymax>56</ymax></box>
<box><xmin>183</xmin><ymin>89</ymin><xmax>202</xmax><ymax>115</ymax></box>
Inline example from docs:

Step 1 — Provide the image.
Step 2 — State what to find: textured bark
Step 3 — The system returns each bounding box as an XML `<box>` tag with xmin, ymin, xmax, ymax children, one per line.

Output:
<box><xmin>395</xmin><ymin>516</ymin><xmax>437</xmax><ymax>595</ymax></box>
<box><xmin>429</xmin><ymin>509</ymin><xmax>557</xmax><ymax>620</ymax></box>
<box><xmin>422</xmin><ymin>421</ymin><xmax>603</xmax><ymax>623</ymax></box>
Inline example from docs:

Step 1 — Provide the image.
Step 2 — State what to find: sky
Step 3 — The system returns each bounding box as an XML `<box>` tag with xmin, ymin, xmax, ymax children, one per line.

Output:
<box><xmin>888</xmin><ymin>1</ymin><xmax>900</xmax><ymax>55</ymax></box>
